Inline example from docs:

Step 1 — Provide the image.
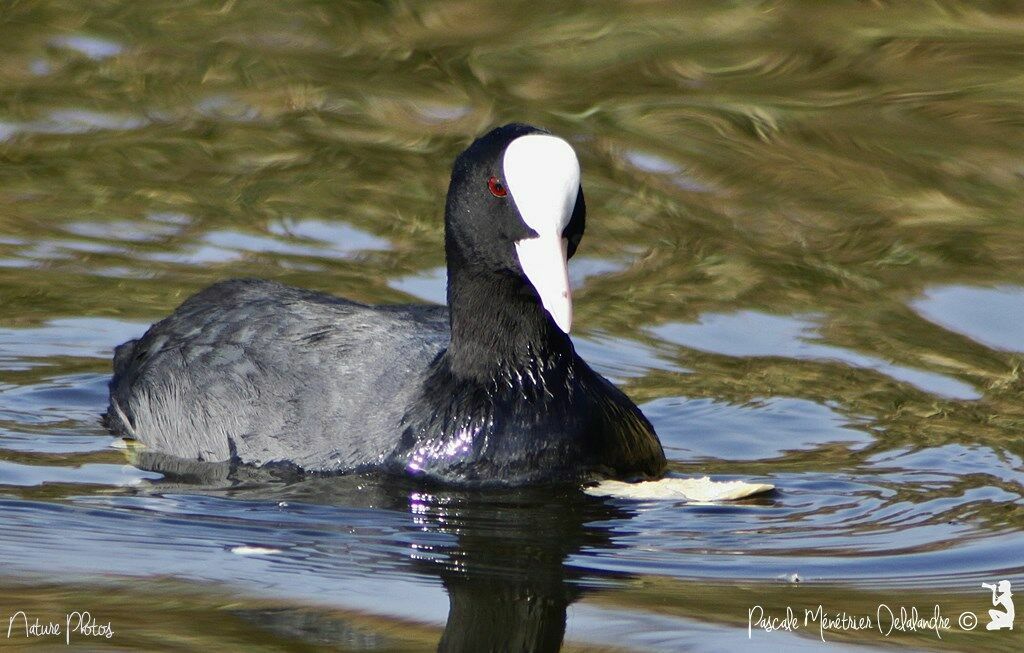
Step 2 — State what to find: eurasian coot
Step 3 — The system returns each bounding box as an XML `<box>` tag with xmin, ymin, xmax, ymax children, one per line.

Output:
<box><xmin>105</xmin><ymin>124</ymin><xmax>667</xmax><ymax>486</ymax></box>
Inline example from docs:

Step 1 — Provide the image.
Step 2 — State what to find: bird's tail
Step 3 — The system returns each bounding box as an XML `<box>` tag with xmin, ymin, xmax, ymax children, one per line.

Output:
<box><xmin>103</xmin><ymin>338</ymin><xmax>140</xmax><ymax>438</ymax></box>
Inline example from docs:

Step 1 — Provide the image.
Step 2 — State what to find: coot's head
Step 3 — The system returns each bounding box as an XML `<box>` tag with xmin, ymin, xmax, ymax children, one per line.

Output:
<box><xmin>445</xmin><ymin>124</ymin><xmax>586</xmax><ymax>334</ymax></box>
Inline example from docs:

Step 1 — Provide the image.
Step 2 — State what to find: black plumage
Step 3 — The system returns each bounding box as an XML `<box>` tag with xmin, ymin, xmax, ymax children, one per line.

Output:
<box><xmin>105</xmin><ymin>124</ymin><xmax>666</xmax><ymax>486</ymax></box>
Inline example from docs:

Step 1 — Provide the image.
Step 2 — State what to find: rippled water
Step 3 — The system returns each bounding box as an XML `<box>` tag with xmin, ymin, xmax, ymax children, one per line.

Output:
<box><xmin>1</xmin><ymin>1</ymin><xmax>1023</xmax><ymax>651</ymax></box>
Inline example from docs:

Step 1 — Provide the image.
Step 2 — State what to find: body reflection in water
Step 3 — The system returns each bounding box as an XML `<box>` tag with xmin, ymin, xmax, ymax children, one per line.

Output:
<box><xmin>412</xmin><ymin>488</ymin><xmax>617</xmax><ymax>653</ymax></box>
<box><xmin>133</xmin><ymin>451</ymin><xmax>635</xmax><ymax>652</ymax></box>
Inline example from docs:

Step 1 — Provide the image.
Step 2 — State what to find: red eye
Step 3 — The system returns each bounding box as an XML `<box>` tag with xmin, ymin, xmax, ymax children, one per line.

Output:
<box><xmin>487</xmin><ymin>176</ymin><xmax>507</xmax><ymax>198</ymax></box>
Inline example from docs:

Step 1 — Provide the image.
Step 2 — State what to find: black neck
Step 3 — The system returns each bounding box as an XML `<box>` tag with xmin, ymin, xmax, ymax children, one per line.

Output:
<box><xmin>444</xmin><ymin>251</ymin><xmax>572</xmax><ymax>383</ymax></box>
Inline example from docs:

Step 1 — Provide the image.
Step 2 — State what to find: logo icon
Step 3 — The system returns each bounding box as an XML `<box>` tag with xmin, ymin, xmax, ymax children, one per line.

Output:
<box><xmin>981</xmin><ymin>580</ymin><xmax>1014</xmax><ymax>631</ymax></box>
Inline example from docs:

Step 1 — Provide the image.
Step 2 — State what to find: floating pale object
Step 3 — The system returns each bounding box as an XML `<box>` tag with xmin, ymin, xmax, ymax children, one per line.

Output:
<box><xmin>585</xmin><ymin>476</ymin><xmax>774</xmax><ymax>502</ymax></box>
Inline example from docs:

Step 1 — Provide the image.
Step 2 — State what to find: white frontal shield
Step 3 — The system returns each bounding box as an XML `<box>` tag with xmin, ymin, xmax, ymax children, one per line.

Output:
<box><xmin>503</xmin><ymin>134</ymin><xmax>580</xmax><ymax>333</ymax></box>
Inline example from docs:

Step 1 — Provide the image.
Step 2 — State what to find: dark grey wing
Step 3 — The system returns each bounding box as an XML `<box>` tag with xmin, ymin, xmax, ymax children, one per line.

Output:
<box><xmin>107</xmin><ymin>279</ymin><xmax>448</xmax><ymax>471</ymax></box>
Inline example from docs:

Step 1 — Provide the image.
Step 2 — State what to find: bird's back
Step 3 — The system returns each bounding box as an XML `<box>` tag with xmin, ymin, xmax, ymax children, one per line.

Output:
<box><xmin>106</xmin><ymin>279</ymin><xmax>449</xmax><ymax>471</ymax></box>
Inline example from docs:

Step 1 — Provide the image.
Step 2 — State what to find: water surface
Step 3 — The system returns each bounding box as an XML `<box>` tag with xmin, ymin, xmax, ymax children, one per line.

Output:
<box><xmin>1</xmin><ymin>1</ymin><xmax>1023</xmax><ymax>650</ymax></box>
